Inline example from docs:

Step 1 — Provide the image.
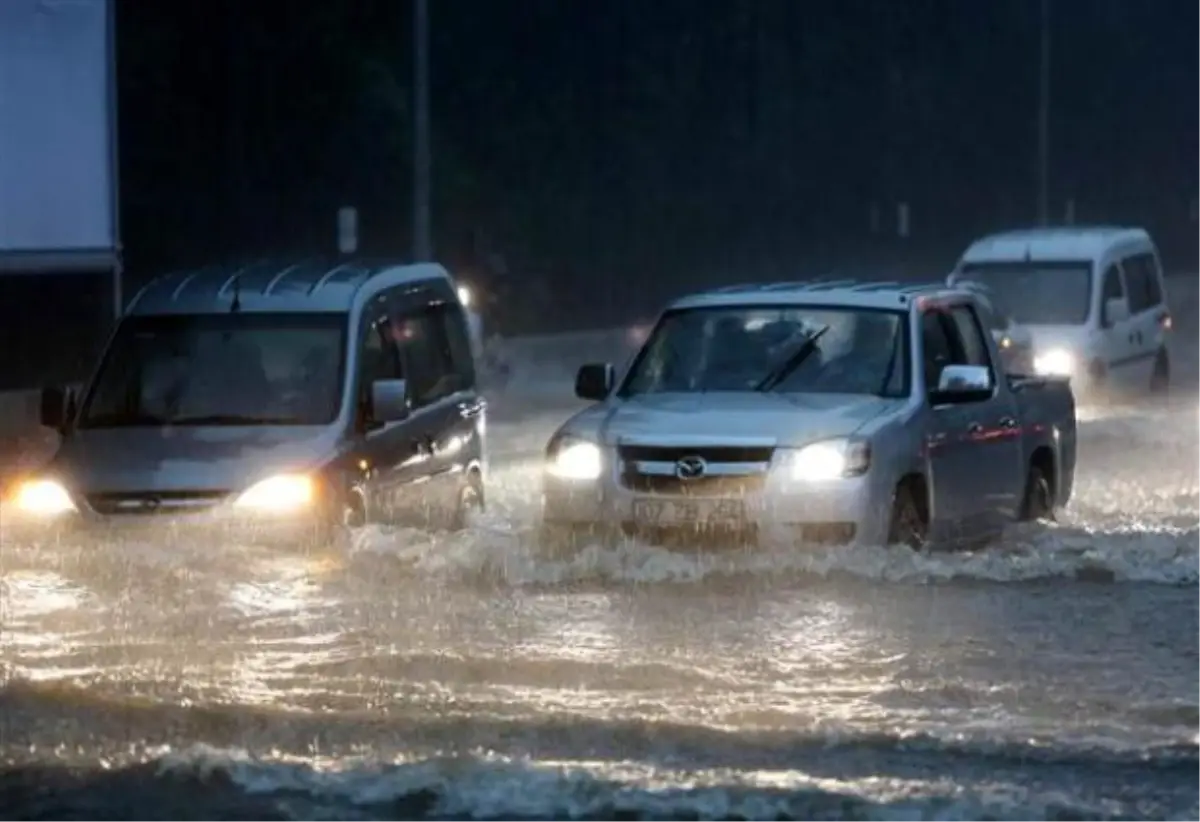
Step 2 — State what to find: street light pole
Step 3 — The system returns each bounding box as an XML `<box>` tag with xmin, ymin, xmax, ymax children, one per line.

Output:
<box><xmin>1037</xmin><ymin>0</ymin><xmax>1051</xmax><ymax>226</ymax></box>
<box><xmin>413</xmin><ymin>0</ymin><xmax>432</xmax><ymax>260</ymax></box>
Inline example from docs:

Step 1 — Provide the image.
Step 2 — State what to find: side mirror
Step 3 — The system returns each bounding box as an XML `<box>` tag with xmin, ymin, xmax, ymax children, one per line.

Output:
<box><xmin>574</xmin><ymin>363</ymin><xmax>614</xmax><ymax>402</ymax></box>
<box><xmin>38</xmin><ymin>386</ymin><xmax>68</xmax><ymax>430</ymax></box>
<box><xmin>930</xmin><ymin>364</ymin><xmax>994</xmax><ymax>405</ymax></box>
<box><xmin>370</xmin><ymin>378</ymin><xmax>410</xmax><ymax>424</ymax></box>
<box><xmin>1104</xmin><ymin>296</ymin><xmax>1130</xmax><ymax>325</ymax></box>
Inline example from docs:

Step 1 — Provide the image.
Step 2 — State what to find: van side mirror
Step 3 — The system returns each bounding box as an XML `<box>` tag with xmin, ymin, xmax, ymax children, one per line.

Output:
<box><xmin>575</xmin><ymin>363</ymin><xmax>614</xmax><ymax>402</ymax></box>
<box><xmin>1104</xmin><ymin>296</ymin><xmax>1130</xmax><ymax>325</ymax></box>
<box><xmin>929</xmin><ymin>364</ymin><xmax>994</xmax><ymax>405</ymax></box>
<box><xmin>370</xmin><ymin>378</ymin><xmax>410</xmax><ymax>423</ymax></box>
<box><xmin>38</xmin><ymin>386</ymin><xmax>69</xmax><ymax>430</ymax></box>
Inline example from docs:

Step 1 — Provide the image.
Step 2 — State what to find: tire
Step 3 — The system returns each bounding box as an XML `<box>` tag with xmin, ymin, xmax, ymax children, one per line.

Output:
<box><xmin>1018</xmin><ymin>463</ymin><xmax>1055</xmax><ymax>522</ymax></box>
<box><xmin>1149</xmin><ymin>349</ymin><xmax>1170</xmax><ymax>397</ymax></box>
<box><xmin>887</xmin><ymin>482</ymin><xmax>928</xmax><ymax>550</ymax></box>
<box><xmin>447</xmin><ymin>471</ymin><xmax>485</xmax><ymax>532</ymax></box>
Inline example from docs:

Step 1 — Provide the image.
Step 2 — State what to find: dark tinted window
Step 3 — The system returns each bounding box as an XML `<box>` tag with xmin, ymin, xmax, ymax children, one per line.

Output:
<box><xmin>1099</xmin><ymin>265</ymin><xmax>1124</xmax><ymax>326</ymax></box>
<box><xmin>1121</xmin><ymin>252</ymin><xmax>1162</xmax><ymax>313</ymax></box>
<box><xmin>920</xmin><ymin>311</ymin><xmax>955</xmax><ymax>391</ymax></box>
<box><xmin>947</xmin><ymin>304</ymin><xmax>994</xmax><ymax>370</ymax></box>
<box><xmin>390</xmin><ymin>303</ymin><xmax>475</xmax><ymax>408</ymax></box>
<box><xmin>80</xmin><ymin>313</ymin><xmax>347</xmax><ymax>428</ymax></box>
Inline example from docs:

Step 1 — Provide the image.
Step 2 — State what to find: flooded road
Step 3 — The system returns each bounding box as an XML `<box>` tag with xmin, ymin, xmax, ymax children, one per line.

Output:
<box><xmin>0</xmin><ymin>395</ymin><xmax>1196</xmax><ymax>820</ymax></box>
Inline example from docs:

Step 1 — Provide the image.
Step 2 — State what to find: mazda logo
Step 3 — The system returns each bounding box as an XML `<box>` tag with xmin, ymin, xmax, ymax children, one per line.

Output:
<box><xmin>675</xmin><ymin>456</ymin><xmax>707</xmax><ymax>480</ymax></box>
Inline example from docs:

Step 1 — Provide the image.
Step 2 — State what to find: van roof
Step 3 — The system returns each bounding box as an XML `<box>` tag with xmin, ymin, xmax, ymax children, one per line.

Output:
<box><xmin>125</xmin><ymin>259</ymin><xmax>452</xmax><ymax>316</ymax></box>
<box><xmin>670</xmin><ymin>278</ymin><xmax>965</xmax><ymax>312</ymax></box>
<box><xmin>960</xmin><ymin>225</ymin><xmax>1151</xmax><ymax>264</ymax></box>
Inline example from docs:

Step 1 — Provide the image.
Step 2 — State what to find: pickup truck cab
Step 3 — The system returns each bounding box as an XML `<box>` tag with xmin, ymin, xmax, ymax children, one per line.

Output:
<box><xmin>951</xmin><ymin>226</ymin><xmax>1172</xmax><ymax>400</ymax></box>
<box><xmin>3</xmin><ymin>259</ymin><xmax>487</xmax><ymax>548</ymax></box>
<box><xmin>540</xmin><ymin>279</ymin><xmax>1077</xmax><ymax>552</ymax></box>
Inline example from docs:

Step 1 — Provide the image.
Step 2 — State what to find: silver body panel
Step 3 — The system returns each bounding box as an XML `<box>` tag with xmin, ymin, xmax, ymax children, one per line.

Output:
<box><xmin>10</xmin><ymin>260</ymin><xmax>487</xmax><ymax>544</ymax></box>
<box><xmin>542</xmin><ymin>280</ymin><xmax>1078</xmax><ymax>550</ymax></box>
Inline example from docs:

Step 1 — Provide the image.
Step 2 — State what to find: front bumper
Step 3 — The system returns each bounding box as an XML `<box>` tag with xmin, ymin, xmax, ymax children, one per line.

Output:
<box><xmin>541</xmin><ymin>460</ymin><xmax>893</xmax><ymax>549</ymax></box>
<box><xmin>0</xmin><ymin>504</ymin><xmax>338</xmax><ymax>548</ymax></box>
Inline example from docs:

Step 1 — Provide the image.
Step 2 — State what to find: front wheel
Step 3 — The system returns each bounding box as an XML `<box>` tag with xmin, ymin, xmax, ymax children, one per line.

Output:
<box><xmin>447</xmin><ymin>471</ymin><xmax>486</xmax><ymax>532</ymax></box>
<box><xmin>1149</xmin><ymin>349</ymin><xmax>1170</xmax><ymax>397</ymax></box>
<box><xmin>887</xmin><ymin>482</ymin><xmax>928</xmax><ymax>550</ymax></box>
<box><xmin>1018</xmin><ymin>463</ymin><xmax>1055</xmax><ymax>522</ymax></box>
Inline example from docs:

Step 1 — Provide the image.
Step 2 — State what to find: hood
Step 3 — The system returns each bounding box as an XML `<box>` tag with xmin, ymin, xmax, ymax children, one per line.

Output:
<box><xmin>575</xmin><ymin>392</ymin><xmax>902</xmax><ymax>447</ymax></box>
<box><xmin>50</xmin><ymin>426</ymin><xmax>341</xmax><ymax>493</ymax></box>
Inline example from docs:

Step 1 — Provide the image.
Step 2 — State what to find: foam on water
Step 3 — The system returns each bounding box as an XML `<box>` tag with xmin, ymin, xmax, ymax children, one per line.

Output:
<box><xmin>124</xmin><ymin>739</ymin><xmax>1195</xmax><ymax>820</ymax></box>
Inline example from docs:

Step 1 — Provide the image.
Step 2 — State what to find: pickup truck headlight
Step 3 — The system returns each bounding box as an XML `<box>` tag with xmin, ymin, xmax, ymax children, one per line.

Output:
<box><xmin>234</xmin><ymin>474</ymin><xmax>315</xmax><ymax>513</ymax></box>
<box><xmin>8</xmin><ymin>478</ymin><xmax>77</xmax><ymax>517</ymax></box>
<box><xmin>782</xmin><ymin>438</ymin><xmax>871</xmax><ymax>481</ymax></box>
<box><xmin>545</xmin><ymin>436</ymin><xmax>603</xmax><ymax>480</ymax></box>
<box><xmin>1034</xmin><ymin>348</ymin><xmax>1075</xmax><ymax>376</ymax></box>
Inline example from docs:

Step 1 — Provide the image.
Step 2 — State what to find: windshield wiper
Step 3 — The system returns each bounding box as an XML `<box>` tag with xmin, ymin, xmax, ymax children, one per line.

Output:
<box><xmin>753</xmin><ymin>325</ymin><xmax>831</xmax><ymax>392</ymax></box>
<box><xmin>166</xmin><ymin>414</ymin><xmax>301</xmax><ymax>426</ymax></box>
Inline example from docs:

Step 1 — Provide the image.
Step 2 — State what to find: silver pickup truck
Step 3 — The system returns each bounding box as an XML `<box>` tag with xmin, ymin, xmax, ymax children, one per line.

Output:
<box><xmin>539</xmin><ymin>279</ymin><xmax>1078</xmax><ymax>552</ymax></box>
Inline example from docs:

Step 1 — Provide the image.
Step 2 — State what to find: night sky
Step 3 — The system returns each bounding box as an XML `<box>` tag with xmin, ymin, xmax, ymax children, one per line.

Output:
<box><xmin>3</xmin><ymin>0</ymin><xmax>1197</xmax><ymax>387</ymax></box>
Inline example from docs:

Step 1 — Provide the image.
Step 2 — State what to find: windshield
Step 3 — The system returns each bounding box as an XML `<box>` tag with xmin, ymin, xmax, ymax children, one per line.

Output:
<box><xmin>618</xmin><ymin>305</ymin><xmax>909</xmax><ymax>398</ymax></box>
<box><xmin>956</xmin><ymin>261</ymin><xmax>1093</xmax><ymax>325</ymax></box>
<box><xmin>78</xmin><ymin>313</ymin><xmax>347</xmax><ymax>428</ymax></box>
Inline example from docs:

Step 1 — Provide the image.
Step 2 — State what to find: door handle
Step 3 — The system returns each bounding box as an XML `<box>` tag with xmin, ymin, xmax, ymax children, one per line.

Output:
<box><xmin>457</xmin><ymin>400</ymin><xmax>482</xmax><ymax>418</ymax></box>
<box><xmin>966</xmin><ymin>421</ymin><xmax>984</xmax><ymax>435</ymax></box>
<box><xmin>998</xmin><ymin>416</ymin><xmax>1018</xmax><ymax>429</ymax></box>
<box><xmin>417</xmin><ymin>434</ymin><xmax>435</xmax><ymax>455</ymax></box>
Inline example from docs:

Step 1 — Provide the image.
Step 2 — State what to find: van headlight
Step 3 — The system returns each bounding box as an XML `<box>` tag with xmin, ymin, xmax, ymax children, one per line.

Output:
<box><xmin>234</xmin><ymin>474</ymin><xmax>315</xmax><ymax>513</ymax></box>
<box><xmin>8</xmin><ymin>478</ymin><xmax>77</xmax><ymax>517</ymax></box>
<box><xmin>545</xmin><ymin>436</ymin><xmax>603</xmax><ymax>480</ymax></box>
<box><xmin>781</xmin><ymin>438</ymin><xmax>871</xmax><ymax>481</ymax></box>
<box><xmin>1034</xmin><ymin>348</ymin><xmax>1075</xmax><ymax>376</ymax></box>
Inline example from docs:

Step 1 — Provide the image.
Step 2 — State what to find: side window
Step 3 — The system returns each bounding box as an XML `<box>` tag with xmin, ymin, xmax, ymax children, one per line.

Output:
<box><xmin>393</xmin><ymin>304</ymin><xmax>473</xmax><ymax>408</ymax></box>
<box><xmin>440</xmin><ymin>304</ymin><xmax>478</xmax><ymax>388</ymax></box>
<box><xmin>359</xmin><ymin>314</ymin><xmax>402</xmax><ymax>395</ymax></box>
<box><xmin>947</xmin><ymin>304</ymin><xmax>994</xmax><ymax>371</ymax></box>
<box><xmin>919</xmin><ymin>310</ymin><xmax>955</xmax><ymax>391</ymax></box>
<box><xmin>1099</xmin><ymin>265</ymin><xmax>1124</xmax><ymax>326</ymax></box>
<box><xmin>1122</xmin><ymin>253</ymin><xmax>1162</xmax><ymax>313</ymax></box>
<box><xmin>1143</xmin><ymin>255</ymin><xmax>1164</xmax><ymax>306</ymax></box>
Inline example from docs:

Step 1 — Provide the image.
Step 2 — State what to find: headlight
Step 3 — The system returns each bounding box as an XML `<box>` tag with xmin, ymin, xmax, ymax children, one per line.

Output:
<box><xmin>782</xmin><ymin>438</ymin><xmax>870</xmax><ymax>481</ymax></box>
<box><xmin>234</xmin><ymin>474</ymin><xmax>315</xmax><ymax>512</ymax></box>
<box><xmin>457</xmin><ymin>285</ymin><xmax>473</xmax><ymax>308</ymax></box>
<box><xmin>545</xmin><ymin>437</ymin><xmax>603</xmax><ymax>480</ymax></box>
<box><xmin>8</xmin><ymin>478</ymin><xmax>76</xmax><ymax>516</ymax></box>
<box><xmin>1034</xmin><ymin>348</ymin><xmax>1074</xmax><ymax>376</ymax></box>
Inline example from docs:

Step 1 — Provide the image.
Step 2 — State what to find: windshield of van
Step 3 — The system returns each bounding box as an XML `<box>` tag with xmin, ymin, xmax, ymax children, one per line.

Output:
<box><xmin>78</xmin><ymin>313</ymin><xmax>347</xmax><ymax>428</ymax></box>
<box><xmin>618</xmin><ymin>305</ymin><xmax>909</xmax><ymax>398</ymax></box>
<box><xmin>956</xmin><ymin>261</ymin><xmax>1092</xmax><ymax>325</ymax></box>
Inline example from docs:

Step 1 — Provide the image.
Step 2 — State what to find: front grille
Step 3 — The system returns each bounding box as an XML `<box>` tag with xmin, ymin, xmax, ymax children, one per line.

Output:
<box><xmin>85</xmin><ymin>489</ymin><xmax>231</xmax><ymax>516</ymax></box>
<box><xmin>622</xmin><ymin>472</ymin><xmax>766</xmax><ymax>496</ymax></box>
<box><xmin>617</xmin><ymin>444</ymin><xmax>775</xmax><ymax>463</ymax></box>
<box><xmin>618</xmin><ymin>442</ymin><xmax>773</xmax><ymax>496</ymax></box>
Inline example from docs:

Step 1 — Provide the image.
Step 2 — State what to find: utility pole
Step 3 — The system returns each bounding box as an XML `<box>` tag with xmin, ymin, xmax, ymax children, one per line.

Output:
<box><xmin>413</xmin><ymin>0</ymin><xmax>432</xmax><ymax>260</ymax></box>
<box><xmin>1037</xmin><ymin>0</ymin><xmax>1051</xmax><ymax>226</ymax></box>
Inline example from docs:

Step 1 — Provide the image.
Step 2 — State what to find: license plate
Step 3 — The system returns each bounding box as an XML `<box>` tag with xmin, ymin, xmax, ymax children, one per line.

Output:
<box><xmin>631</xmin><ymin>498</ymin><xmax>746</xmax><ymax>527</ymax></box>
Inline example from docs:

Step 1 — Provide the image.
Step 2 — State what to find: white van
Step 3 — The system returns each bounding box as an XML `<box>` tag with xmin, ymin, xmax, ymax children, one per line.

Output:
<box><xmin>950</xmin><ymin>226</ymin><xmax>1172</xmax><ymax>399</ymax></box>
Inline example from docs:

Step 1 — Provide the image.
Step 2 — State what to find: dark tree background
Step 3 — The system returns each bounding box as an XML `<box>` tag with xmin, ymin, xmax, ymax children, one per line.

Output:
<box><xmin>2</xmin><ymin>0</ymin><xmax>1196</xmax><ymax>388</ymax></box>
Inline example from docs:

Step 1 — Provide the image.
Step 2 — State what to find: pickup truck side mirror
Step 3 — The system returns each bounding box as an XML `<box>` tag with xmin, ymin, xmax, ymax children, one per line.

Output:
<box><xmin>930</xmin><ymin>364</ymin><xmax>994</xmax><ymax>405</ymax></box>
<box><xmin>575</xmin><ymin>363</ymin><xmax>614</xmax><ymax>402</ymax></box>
<box><xmin>1103</xmin><ymin>296</ymin><xmax>1131</xmax><ymax>326</ymax></box>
